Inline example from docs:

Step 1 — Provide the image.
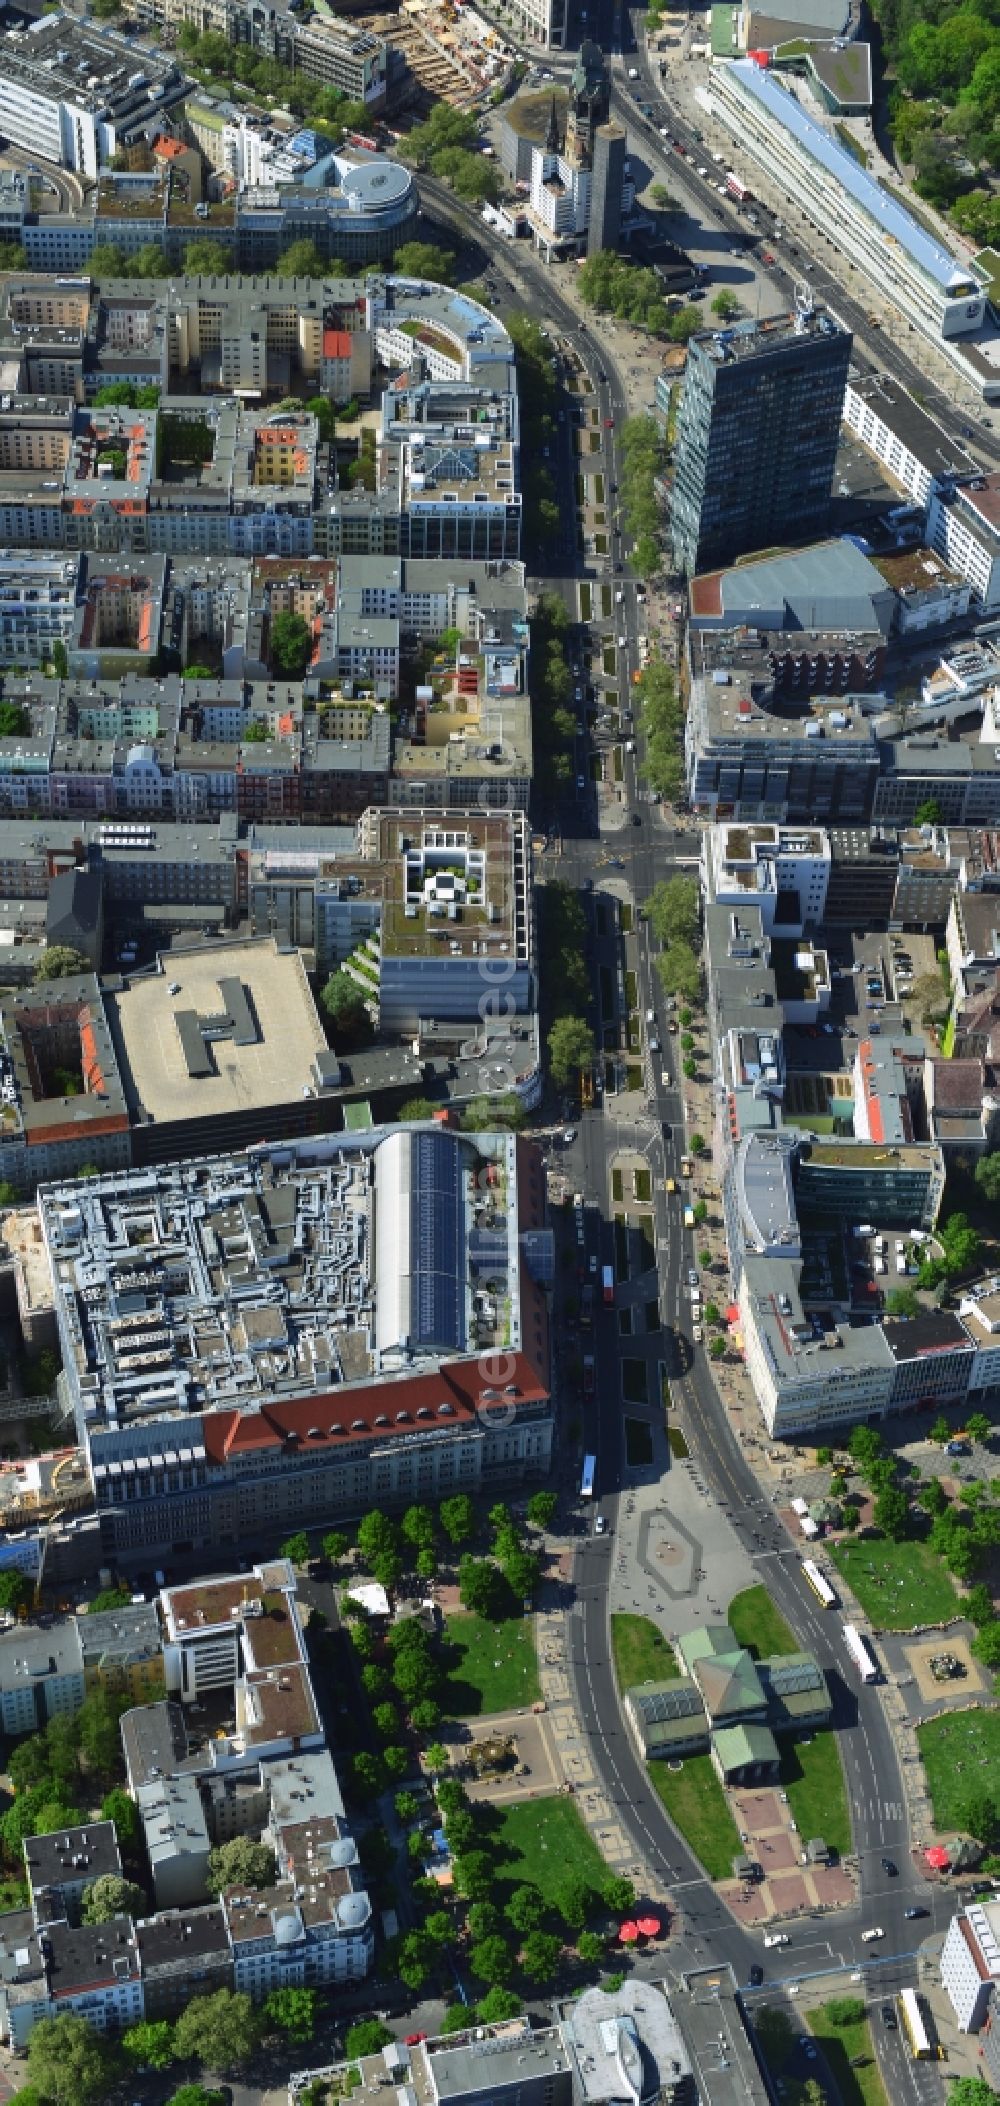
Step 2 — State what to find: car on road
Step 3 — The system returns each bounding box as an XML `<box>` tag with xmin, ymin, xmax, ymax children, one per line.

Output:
<box><xmin>632</xmin><ymin>812</ymin><xmax>642</xmax><ymax>825</ymax></box>
<box><xmin>595</xmin><ymin>1515</ymin><xmax>607</xmax><ymax>1534</ymax></box>
<box><xmin>763</xmin><ymin>1932</ymin><xmax>789</xmax><ymax>1949</ymax></box>
<box><xmin>406</xmin><ymin>2033</ymin><xmax>427</xmax><ymax>2045</ymax></box>
<box><xmin>562</xmin><ymin>1128</ymin><xmax>576</xmax><ymax>1144</ymax></box>
<box><xmin>861</xmin><ymin>1927</ymin><xmax>884</xmax><ymax>1942</ymax></box>
<box><xmin>904</xmin><ymin>1906</ymin><xmax>927</xmax><ymax>1919</ymax></box>
<box><xmin>880</xmin><ymin>2003</ymin><xmax>896</xmax><ymax>2028</ymax></box>
<box><xmin>604</xmin><ymin>416</ymin><xmax>615</xmax><ymax>428</ymax></box>
<box><xmin>748</xmin><ymin>1965</ymin><xmax>764</xmax><ymax>1986</ymax></box>
<box><xmin>576</xmin><ymin>774</ymin><xmax>586</xmax><ymax>790</ymax></box>
<box><xmin>687</xmin><ymin>1268</ymin><xmax>699</xmax><ymax>1287</ymax></box>
<box><xmin>881</xmin><ymin>1857</ymin><xmax>897</xmax><ymax>1875</ymax></box>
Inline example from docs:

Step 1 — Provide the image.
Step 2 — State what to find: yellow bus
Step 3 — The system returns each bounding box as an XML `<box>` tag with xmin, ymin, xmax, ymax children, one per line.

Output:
<box><xmin>898</xmin><ymin>1988</ymin><xmax>933</xmax><ymax>2060</ymax></box>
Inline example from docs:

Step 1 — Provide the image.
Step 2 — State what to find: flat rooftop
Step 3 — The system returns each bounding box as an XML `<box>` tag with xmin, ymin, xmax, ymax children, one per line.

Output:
<box><xmin>107</xmin><ymin>939</ymin><xmax>328</xmax><ymax>1123</ymax></box>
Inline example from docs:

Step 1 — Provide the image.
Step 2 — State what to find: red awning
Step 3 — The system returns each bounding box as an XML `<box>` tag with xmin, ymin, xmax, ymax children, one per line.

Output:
<box><xmin>925</xmin><ymin>1846</ymin><xmax>950</xmax><ymax>1869</ymax></box>
<box><xmin>636</xmin><ymin>1917</ymin><xmax>661</xmax><ymax>1937</ymax></box>
<box><xmin>727</xmin><ymin>1305</ymin><xmax>740</xmax><ymax>1324</ymax></box>
<box><xmin>618</xmin><ymin>1922</ymin><xmax>640</xmax><ymax>1943</ymax></box>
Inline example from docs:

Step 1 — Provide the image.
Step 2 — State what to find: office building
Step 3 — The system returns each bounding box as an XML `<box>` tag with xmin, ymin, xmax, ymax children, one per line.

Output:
<box><xmin>41</xmin><ymin>1123</ymin><xmax>553</xmax><ymax>1557</ymax></box>
<box><xmin>843</xmin><ymin>372</ymin><xmax>978</xmax><ymax>512</ymax></box>
<box><xmin>0</xmin><ymin>18</ymin><xmax>188</xmax><ymax>178</ymax></box>
<box><xmin>928</xmin><ymin>475</ymin><xmax>1000</xmax><ymax>612</ymax></box>
<box><xmin>669</xmin><ymin>312</ymin><xmax>852</xmax><ymax>576</ymax></box>
<box><xmin>708</xmin><ymin>61</ymin><xmax>990</xmax><ymax>366</ymax></box>
<box><xmin>589</xmin><ymin>124</ymin><xmax>627</xmax><ymax>256</ymax></box>
<box><xmin>941</xmin><ymin>1902</ymin><xmax>1000</xmax><ymax>2040</ymax></box>
<box><xmin>684</xmin><ymin>630</ymin><xmax>881</xmax><ymax>821</ymax></box>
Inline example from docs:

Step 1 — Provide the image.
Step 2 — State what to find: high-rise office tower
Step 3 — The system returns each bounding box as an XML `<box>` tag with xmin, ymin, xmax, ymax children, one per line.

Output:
<box><xmin>669</xmin><ymin>310</ymin><xmax>852</xmax><ymax>577</ymax></box>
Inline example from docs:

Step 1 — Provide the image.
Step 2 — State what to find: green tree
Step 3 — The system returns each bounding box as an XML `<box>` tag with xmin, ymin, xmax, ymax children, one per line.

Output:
<box><xmin>454</xmin><ymin>1849</ymin><xmax>493</xmax><ymax>1901</ymax></box>
<box><xmin>133</xmin><ymin>243</ymin><xmax>170</xmax><ymax>279</ymax></box>
<box><xmin>398</xmin><ymin>1097</ymin><xmax>438</xmax><ymax>1121</ymax></box>
<box><xmin>439</xmin><ymin>1493</ymin><xmax>476</xmax><ymax>1546</ymax></box>
<box><xmin>50</xmin><ymin>641</ymin><xmax>69</xmax><ymax>679</ymax></box>
<box><xmin>33</xmin><ymin>947</ymin><xmax>90</xmax><ymax>983</ymax></box>
<box><xmin>711</xmin><ymin>290</ymin><xmax>740</xmax><ymax>320</ymax></box>
<box><xmin>470</xmin><ymin>1934</ymin><xmax>514</xmax><ymax>1984</ymax></box>
<box><xmin>439</xmin><ymin>2005</ymin><xmax>474</xmax><ymax>2034</ymax></box>
<box><xmin>577</xmin><ymin>1929</ymin><xmax>605</xmax><ymax>1963</ymax></box>
<box><xmin>173</xmin><ymin>1990</ymin><xmax>261</xmax><ymax>2072</ymax></box>
<box><xmin>394</xmin><ymin>241</ymin><xmax>456</xmax><ymax>283</ymax></box>
<box><xmin>521</xmin><ymin>1928</ymin><xmax>562</xmax><ymax>1981</ymax></box>
<box><xmin>477</xmin><ymin>1987</ymin><xmax>523</xmax><ymax>2022</ymax></box>
<box><xmin>100</xmin><ymin>1786</ymin><xmax>140</xmax><ymax>1851</ymax></box>
<box><xmin>963</xmin><ymin>1789</ymin><xmax>1000</xmax><ymax>1848</ymax></box>
<box><xmin>0</xmin><ymin>1568</ymin><xmax>30</xmax><ymax>1614</ymax></box>
<box><xmin>0</xmin><ymin>700</ymin><xmax>28</xmax><ymax>737</ymax></box>
<box><xmin>319</xmin><ymin>969</ymin><xmax>369</xmax><ymax>1042</ymax></box>
<box><xmin>80</xmin><ymin>1873</ymin><xmax>145</xmax><ymax>1924</ymax></box>
<box><xmin>270</xmin><ymin>610</ymin><xmax>313</xmax><ymax>677</ymax></box>
<box><xmin>358</xmin><ymin>1508</ymin><xmax>398</xmax><ymax>1565</ymax></box>
<box><xmin>945</xmin><ymin>2080</ymin><xmax>1000</xmax><ymax>2106</ymax></box>
<box><xmin>754</xmin><ymin>2007</ymin><xmax>793</xmax><ymax>2062</ymax></box>
<box><xmin>826</xmin><ymin>1996</ymin><xmax>866</xmax><ymax>2025</ymax></box>
<box><xmin>166</xmin><ymin>2087</ymin><xmax>225</xmax><ymax>2106</ymax></box>
<box><xmin>89</xmin><ymin>243</ymin><xmax>128</xmax><ymax>277</ymax></box>
<box><xmin>425</xmin><ymin>1741</ymin><xmax>449</xmax><ymax>1773</ymax></box>
<box><xmin>645</xmin><ymin>875</ymin><xmax>699</xmax><ymax>949</ymax></box>
<box><xmin>506</xmin><ymin>1884</ymin><xmax>548</xmax><ymax>1934</ymax></box>
<box><xmin>930</xmin><ymin>1414</ymin><xmax>952</xmax><ymax>1445</ymax></box>
<box><xmin>26</xmin><ymin>2016</ymin><xmax>120</xmax><ymax>2105</ymax></box>
<box><xmin>467</xmin><ymin>1901</ymin><xmax>502</xmax><ymax>1941</ymax></box>
<box><xmin>277</xmin><ymin>238</ymin><xmax>327</xmax><ymax>277</ymax></box>
<box><xmin>345</xmin><ymin>2020</ymin><xmax>393</xmax><ymax>2057</ymax></box>
<box><xmin>425</xmin><ymin>1908</ymin><xmax>455</xmax><ymax>1946</ymax></box>
<box><xmin>280</xmin><ymin>1530</ymin><xmax>311</xmax><ymax>1566</ymax></box>
<box><xmin>527</xmin><ymin>1491</ymin><xmax>557</xmax><ymax>1530</ymax></box>
<box><xmin>122</xmin><ymin>2020</ymin><xmax>176</xmax><ymax>2070</ymax></box>
<box><xmin>183</xmin><ymin>240</ymin><xmax>230</xmax><ymax>276</ymax></box>
<box><xmin>548</xmin><ymin>1015</ymin><xmax>596</xmax><ymax>1089</ymax></box>
<box><xmin>873</xmin><ymin>1485</ymin><xmax>910</xmax><ymax>1541</ymax></box>
<box><xmin>458</xmin><ymin>1556</ymin><xmax>509</xmax><ymax>1620</ymax></box>
<box><xmin>555</xmin><ymin>1874</ymin><xmax>594</xmax><ymax>1931</ymax></box>
<box><xmin>848</xmin><ymin>1425</ymin><xmax>883</xmax><ymax>1468</ymax></box>
<box><xmin>411</xmin><ymin>1697</ymin><xmax>441</xmax><ymax>1732</ymax></box>
<box><xmin>206</xmin><ymin>1837</ymin><xmax>276</xmax><ymax>1895</ymax></box>
<box><xmin>885</xmin><ymin>1286</ymin><xmax>920</xmax><ymax>1318</ymax></box>
<box><xmin>708</xmin><ymin>1336</ymin><xmax>727</xmax><ymax>1361</ymax></box>
<box><xmin>321</xmin><ymin>1529</ymin><xmax>350</xmax><ymax>1565</ymax></box>
<box><xmin>966</xmin><ymin>1412</ymin><xmax>992</xmax><ymax>1444</ymax></box>
<box><xmin>972</xmin><ymin>1622</ymin><xmax>1000</xmax><ymax>1669</ymax></box>
<box><xmin>402</xmin><ymin>1503</ymin><xmax>436</xmax><ymax>1553</ymax></box>
<box><xmin>656</xmin><ymin>942</ymin><xmax>701</xmax><ymax>1005</ymax></box>
<box><xmin>351</xmin><ymin>1751</ymin><xmax>385</xmax><ymax>1801</ymax></box>
<box><xmin>399</xmin><ymin>1929</ymin><xmax>434</xmax><ymax>1990</ymax></box>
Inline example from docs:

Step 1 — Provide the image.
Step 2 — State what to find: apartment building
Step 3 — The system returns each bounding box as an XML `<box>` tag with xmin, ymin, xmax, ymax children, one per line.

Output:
<box><xmin>927</xmin><ymin>475</ymin><xmax>1000</xmax><ymax>613</ymax></box>
<box><xmin>685</xmin><ymin>631</ymin><xmax>882</xmax><ymax>821</ymax></box>
<box><xmin>843</xmin><ymin>372</ymin><xmax>978</xmax><ymax>512</ymax></box>
<box><xmin>708</xmin><ymin>62</ymin><xmax>988</xmax><ymax>357</ymax></box>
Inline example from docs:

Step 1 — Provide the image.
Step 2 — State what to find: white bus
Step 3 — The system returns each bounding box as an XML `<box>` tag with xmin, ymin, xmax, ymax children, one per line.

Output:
<box><xmin>898</xmin><ymin>1987</ymin><xmax>933</xmax><ymax>2060</ymax></box>
<box><xmin>843</xmin><ymin>1622</ymin><xmax>879</xmax><ymax>1683</ymax></box>
<box><xmin>581</xmin><ymin>1455</ymin><xmax>596</xmax><ymax>1500</ymax></box>
<box><xmin>802</xmin><ymin>1559</ymin><xmax>837</xmax><ymax>1609</ymax></box>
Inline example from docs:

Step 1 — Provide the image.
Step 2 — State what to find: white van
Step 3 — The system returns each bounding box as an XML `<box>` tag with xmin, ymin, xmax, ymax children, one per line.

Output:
<box><xmin>763</xmin><ymin>1932</ymin><xmax>789</xmax><ymax>1949</ymax></box>
<box><xmin>861</xmin><ymin>1927</ymin><xmax>884</xmax><ymax>1943</ymax></box>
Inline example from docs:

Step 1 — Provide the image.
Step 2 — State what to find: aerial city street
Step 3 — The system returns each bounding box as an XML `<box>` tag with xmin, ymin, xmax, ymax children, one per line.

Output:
<box><xmin>0</xmin><ymin>0</ymin><xmax>995</xmax><ymax>2101</ymax></box>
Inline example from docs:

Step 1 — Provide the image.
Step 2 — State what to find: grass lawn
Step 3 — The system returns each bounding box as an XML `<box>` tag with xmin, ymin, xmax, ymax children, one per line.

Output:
<box><xmin>917</xmin><ymin>1708</ymin><xmax>1000</xmax><ymax>1833</ymax></box>
<box><xmin>807</xmin><ymin>2004</ymin><xmax>888</xmax><ymax>2106</ymax></box>
<box><xmin>648</xmin><ymin>1752</ymin><xmax>741</xmax><ymax>1881</ymax></box>
<box><xmin>975</xmin><ymin>247</ymin><xmax>1000</xmax><ymax>303</ymax></box>
<box><xmin>443</xmin><ymin>1613</ymin><xmax>540</xmax><ymax>1717</ymax></box>
<box><xmin>778</xmin><ymin>1732</ymin><xmax>852</xmax><ymax>1859</ymax></box>
<box><xmin>494</xmin><ymin>1795</ymin><xmax>609</xmax><ymax>1909</ymax></box>
<box><xmin>727</xmin><ymin>1584</ymin><xmax>796</xmax><ymax>1658</ymax></box>
<box><xmin>830</xmin><ymin>1536</ymin><xmax>960</xmax><ymax>1630</ymax></box>
<box><xmin>612</xmin><ymin>1613</ymin><xmax>679</xmax><ymax>1689</ymax></box>
<box><xmin>667</xmin><ymin>1424</ymin><xmax>689</xmax><ymax>1458</ymax></box>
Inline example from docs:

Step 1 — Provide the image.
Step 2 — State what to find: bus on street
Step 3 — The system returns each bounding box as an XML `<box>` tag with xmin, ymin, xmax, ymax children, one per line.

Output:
<box><xmin>802</xmin><ymin>1560</ymin><xmax>837</xmax><ymax>1608</ymax></box>
<box><xmin>843</xmin><ymin>1622</ymin><xmax>879</xmax><ymax>1682</ymax></box>
<box><xmin>898</xmin><ymin>1988</ymin><xmax>933</xmax><ymax>2059</ymax></box>
<box><xmin>581</xmin><ymin>1455</ymin><xmax>596</xmax><ymax>1499</ymax></box>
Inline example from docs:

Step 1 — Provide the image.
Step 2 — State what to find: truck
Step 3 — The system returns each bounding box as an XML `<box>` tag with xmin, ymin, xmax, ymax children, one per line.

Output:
<box><xmin>725</xmin><ymin>171</ymin><xmax>752</xmax><ymax>202</ymax></box>
<box><xmin>680</xmin><ymin>1156</ymin><xmax>693</xmax><ymax>1178</ymax></box>
<box><xmin>602</xmin><ymin>1264</ymin><xmax>614</xmax><ymax>1307</ymax></box>
<box><xmin>683</xmin><ymin>1205</ymin><xmax>695</xmax><ymax>1230</ymax></box>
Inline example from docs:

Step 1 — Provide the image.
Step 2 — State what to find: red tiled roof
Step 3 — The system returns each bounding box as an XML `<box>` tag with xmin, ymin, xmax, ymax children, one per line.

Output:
<box><xmin>689</xmin><ymin>570</ymin><xmax>723</xmax><ymax>618</ymax></box>
<box><xmin>200</xmin><ymin>1350</ymin><xmax>548</xmax><ymax>1465</ymax></box>
<box><xmin>323</xmin><ymin>328</ymin><xmax>352</xmax><ymax>359</ymax></box>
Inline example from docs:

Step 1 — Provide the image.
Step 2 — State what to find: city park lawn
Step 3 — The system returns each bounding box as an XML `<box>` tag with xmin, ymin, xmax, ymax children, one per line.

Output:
<box><xmin>778</xmin><ymin>1732</ymin><xmax>852</xmax><ymax>1860</ymax></box>
<box><xmin>917</xmin><ymin>1708</ymin><xmax>1000</xmax><ymax>1834</ymax></box>
<box><xmin>726</xmin><ymin>1585</ymin><xmax>796</xmax><ymax>1659</ymax></box>
<box><xmin>494</xmin><ymin>1795</ymin><xmax>610</xmax><ymax>1910</ymax></box>
<box><xmin>648</xmin><ymin>1752</ymin><xmax>741</xmax><ymax>1882</ymax></box>
<box><xmin>806</xmin><ymin>2003</ymin><xmax>889</xmax><ymax>2106</ymax></box>
<box><xmin>443</xmin><ymin>1613</ymin><xmax>540</xmax><ymax>1717</ymax></box>
<box><xmin>611</xmin><ymin>1613</ymin><xmax>680</xmax><ymax>1689</ymax></box>
<box><xmin>829</xmin><ymin>1536</ymin><xmax>961</xmax><ymax>1630</ymax></box>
